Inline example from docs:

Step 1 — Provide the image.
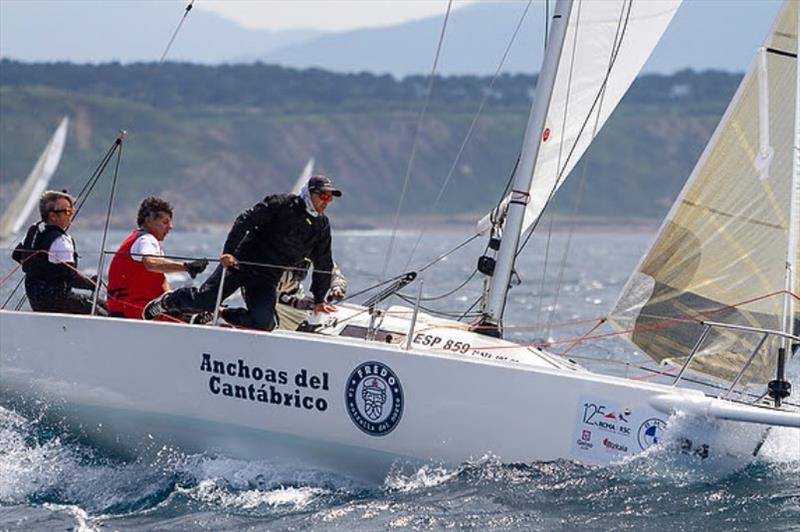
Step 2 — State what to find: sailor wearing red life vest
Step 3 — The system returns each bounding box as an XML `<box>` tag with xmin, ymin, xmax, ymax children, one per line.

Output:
<box><xmin>107</xmin><ymin>197</ymin><xmax>208</xmax><ymax>318</ymax></box>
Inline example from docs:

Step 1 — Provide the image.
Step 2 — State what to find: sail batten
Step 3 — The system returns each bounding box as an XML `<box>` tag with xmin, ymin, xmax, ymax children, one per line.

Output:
<box><xmin>609</xmin><ymin>0</ymin><xmax>799</xmax><ymax>385</ymax></box>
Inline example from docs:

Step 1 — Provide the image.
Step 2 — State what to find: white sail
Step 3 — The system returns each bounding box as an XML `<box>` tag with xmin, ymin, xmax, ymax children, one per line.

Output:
<box><xmin>477</xmin><ymin>0</ymin><xmax>681</xmax><ymax>236</ymax></box>
<box><xmin>291</xmin><ymin>157</ymin><xmax>315</xmax><ymax>194</ymax></box>
<box><xmin>0</xmin><ymin>116</ymin><xmax>69</xmax><ymax>240</ymax></box>
<box><xmin>609</xmin><ymin>0</ymin><xmax>798</xmax><ymax>384</ymax></box>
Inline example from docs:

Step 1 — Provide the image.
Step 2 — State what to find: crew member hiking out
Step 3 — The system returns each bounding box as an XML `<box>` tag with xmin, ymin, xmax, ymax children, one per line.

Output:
<box><xmin>12</xmin><ymin>190</ymin><xmax>107</xmax><ymax>315</ymax></box>
<box><xmin>143</xmin><ymin>175</ymin><xmax>341</xmax><ymax>330</ymax></box>
<box><xmin>107</xmin><ymin>196</ymin><xmax>208</xmax><ymax>319</ymax></box>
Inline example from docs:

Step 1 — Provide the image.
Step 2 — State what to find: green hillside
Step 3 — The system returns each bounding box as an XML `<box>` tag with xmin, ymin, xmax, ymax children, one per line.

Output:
<box><xmin>0</xmin><ymin>61</ymin><xmax>738</xmax><ymax>227</ymax></box>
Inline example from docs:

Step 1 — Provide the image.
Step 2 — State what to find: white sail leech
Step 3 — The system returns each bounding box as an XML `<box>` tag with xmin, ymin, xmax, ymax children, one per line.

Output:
<box><xmin>475</xmin><ymin>0</ymin><xmax>682</xmax><ymax>239</ymax></box>
<box><xmin>483</xmin><ymin>0</ymin><xmax>682</xmax><ymax>324</ymax></box>
<box><xmin>609</xmin><ymin>0</ymin><xmax>798</xmax><ymax>384</ymax></box>
<box><xmin>785</xmin><ymin>0</ymin><xmax>800</xmax><ymax>354</ymax></box>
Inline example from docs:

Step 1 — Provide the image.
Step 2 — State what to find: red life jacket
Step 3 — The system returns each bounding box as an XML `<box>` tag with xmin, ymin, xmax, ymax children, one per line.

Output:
<box><xmin>107</xmin><ymin>229</ymin><xmax>165</xmax><ymax>318</ymax></box>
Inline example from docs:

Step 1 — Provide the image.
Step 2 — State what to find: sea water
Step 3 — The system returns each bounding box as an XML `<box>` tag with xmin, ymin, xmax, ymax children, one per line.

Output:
<box><xmin>0</xmin><ymin>229</ymin><xmax>798</xmax><ymax>531</ymax></box>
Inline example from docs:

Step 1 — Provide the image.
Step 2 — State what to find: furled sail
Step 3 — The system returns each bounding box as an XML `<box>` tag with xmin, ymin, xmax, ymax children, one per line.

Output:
<box><xmin>477</xmin><ymin>0</ymin><xmax>681</xmax><ymax>236</ymax></box>
<box><xmin>0</xmin><ymin>116</ymin><xmax>69</xmax><ymax>241</ymax></box>
<box><xmin>609</xmin><ymin>0</ymin><xmax>799</xmax><ymax>385</ymax></box>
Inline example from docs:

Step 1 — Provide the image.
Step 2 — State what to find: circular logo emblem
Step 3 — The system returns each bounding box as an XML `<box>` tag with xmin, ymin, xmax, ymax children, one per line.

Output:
<box><xmin>542</xmin><ymin>127</ymin><xmax>551</xmax><ymax>142</ymax></box>
<box><xmin>345</xmin><ymin>361</ymin><xmax>403</xmax><ymax>436</ymax></box>
<box><xmin>637</xmin><ymin>417</ymin><xmax>667</xmax><ymax>450</ymax></box>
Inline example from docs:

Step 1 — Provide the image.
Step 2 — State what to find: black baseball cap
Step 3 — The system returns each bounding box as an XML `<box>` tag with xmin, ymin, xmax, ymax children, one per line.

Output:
<box><xmin>307</xmin><ymin>175</ymin><xmax>342</xmax><ymax>197</ymax></box>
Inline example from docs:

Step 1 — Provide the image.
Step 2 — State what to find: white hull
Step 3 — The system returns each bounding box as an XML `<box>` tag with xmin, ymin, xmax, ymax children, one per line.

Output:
<box><xmin>1</xmin><ymin>309</ymin><xmax>788</xmax><ymax>481</ymax></box>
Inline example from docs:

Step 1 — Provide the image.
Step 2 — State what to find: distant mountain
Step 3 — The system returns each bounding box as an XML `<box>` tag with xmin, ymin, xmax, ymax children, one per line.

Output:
<box><xmin>0</xmin><ymin>0</ymin><xmax>322</xmax><ymax>64</ymax></box>
<box><xmin>261</xmin><ymin>1</ymin><xmax>782</xmax><ymax>77</ymax></box>
<box><xmin>0</xmin><ymin>0</ymin><xmax>782</xmax><ymax>76</ymax></box>
<box><xmin>0</xmin><ymin>61</ymin><xmax>740</xmax><ymax>228</ymax></box>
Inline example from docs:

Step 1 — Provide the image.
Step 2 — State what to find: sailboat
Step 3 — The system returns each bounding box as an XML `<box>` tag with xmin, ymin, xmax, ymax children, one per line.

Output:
<box><xmin>0</xmin><ymin>1</ymin><xmax>797</xmax><ymax>482</ymax></box>
<box><xmin>0</xmin><ymin>116</ymin><xmax>69</xmax><ymax>242</ymax></box>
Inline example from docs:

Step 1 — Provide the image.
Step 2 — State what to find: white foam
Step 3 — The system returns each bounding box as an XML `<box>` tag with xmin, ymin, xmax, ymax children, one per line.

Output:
<box><xmin>186</xmin><ymin>479</ymin><xmax>323</xmax><ymax>511</ymax></box>
<box><xmin>384</xmin><ymin>463</ymin><xmax>458</xmax><ymax>493</ymax></box>
<box><xmin>42</xmin><ymin>503</ymin><xmax>99</xmax><ymax>532</ymax></box>
<box><xmin>0</xmin><ymin>408</ymin><xmax>70</xmax><ymax>503</ymax></box>
<box><xmin>759</xmin><ymin>426</ymin><xmax>800</xmax><ymax>468</ymax></box>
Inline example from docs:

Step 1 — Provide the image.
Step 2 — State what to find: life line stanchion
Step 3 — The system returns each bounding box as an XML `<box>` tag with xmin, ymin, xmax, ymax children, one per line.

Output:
<box><xmin>212</xmin><ymin>266</ymin><xmax>227</xmax><ymax>326</ymax></box>
<box><xmin>405</xmin><ymin>278</ymin><xmax>424</xmax><ymax>350</ymax></box>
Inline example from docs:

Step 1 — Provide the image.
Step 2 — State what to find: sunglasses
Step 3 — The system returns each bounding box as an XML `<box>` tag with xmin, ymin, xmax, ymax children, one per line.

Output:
<box><xmin>52</xmin><ymin>208</ymin><xmax>74</xmax><ymax>216</ymax></box>
<box><xmin>316</xmin><ymin>192</ymin><xmax>334</xmax><ymax>202</ymax></box>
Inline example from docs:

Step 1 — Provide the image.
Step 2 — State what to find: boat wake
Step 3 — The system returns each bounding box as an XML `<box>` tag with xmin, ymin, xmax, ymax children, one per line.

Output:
<box><xmin>1</xmin><ymin>405</ymin><xmax>797</xmax><ymax>530</ymax></box>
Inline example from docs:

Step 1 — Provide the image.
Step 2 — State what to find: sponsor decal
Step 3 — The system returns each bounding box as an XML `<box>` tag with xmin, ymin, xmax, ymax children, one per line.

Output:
<box><xmin>576</xmin><ymin>429</ymin><xmax>593</xmax><ymax>451</ymax></box>
<box><xmin>602</xmin><ymin>437</ymin><xmax>629</xmax><ymax>453</ymax></box>
<box><xmin>199</xmin><ymin>352</ymin><xmax>329</xmax><ymax>412</ymax></box>
<box><xmin>573</xmin><ymin>397</ymin><xmax>647</xmax><ymax>460</ymax></box>
<box><xmin>582</xmin><ymin>402</ymin><xmax>633</xmax><ymax>436</ymax></box>
<box><xmin>637</xmin><ymin>418</ymin><xmax>667</xmax><ymax>450</ymax></box>
<box><xmin>345</xmin><ymin>361</ymin><xmax>403</xmax><ymax>436</ymax></box>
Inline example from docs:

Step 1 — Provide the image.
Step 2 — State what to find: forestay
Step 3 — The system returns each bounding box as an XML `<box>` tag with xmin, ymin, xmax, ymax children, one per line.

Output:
<box><xmin>477</xmin><ymin>0</ymin><xmax>681</xmax><ymax>236</ymax></box>
<box><xmin>610</xmin><ymin>0</ymin><xmax>799</xmax><ymax>385</ymax></box>
<box><xmin>0</xmin><ymin>116</ymin><xmax>69</xmax><ymax>240</ymax></box>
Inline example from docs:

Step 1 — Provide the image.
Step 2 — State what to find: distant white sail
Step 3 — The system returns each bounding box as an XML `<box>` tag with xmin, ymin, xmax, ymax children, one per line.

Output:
<box><xmin>291</xmin><ymin>157</ymin><xmax>315</xmax><ymax>194</ymax></box>
<box><xmin>609</xmin><ymin>0</ymin><xmax>798</xmax><ymax>384</ymax></box>
<box><xmin>477</xmin><ymin>0</ymin><xmax>681</xmax><ymax>236</ymax></box>
<box><xmin>0</xmin><ymin>116</ymin><xmax>69</xmax><ymax>240</ymax></box>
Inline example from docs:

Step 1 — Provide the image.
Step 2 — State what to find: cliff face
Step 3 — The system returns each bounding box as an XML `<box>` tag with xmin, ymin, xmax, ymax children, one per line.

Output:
<box><xmin>0</xmin><ymin>62</ymin><xmax>738</xmax><ymax>227</ymax></box>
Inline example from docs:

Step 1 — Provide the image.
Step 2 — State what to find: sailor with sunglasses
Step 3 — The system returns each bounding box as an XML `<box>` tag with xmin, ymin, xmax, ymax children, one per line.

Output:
<box><xmin>12</xmin><ymin>190</ymin><xmax>107</xmax><ymax>315</ymax></box>
<box><xmin>144</xmin><ymin>175</ymin><xmax>341</xmax><ymax>331</ymax></box>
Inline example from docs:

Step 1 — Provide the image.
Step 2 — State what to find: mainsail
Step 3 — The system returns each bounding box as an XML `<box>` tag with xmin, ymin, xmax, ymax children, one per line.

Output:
<box><xmin>477</xmin><ymin>0</ymin><xmax>681</xmax><ymax>236</ymax></box>
<box><xmin>0</xmin><ymin>116</ymin><xmax>69</xmax><ymax>241</ymax></box>
<box><xmin>609</xmin><ymin>0</ymin><xmax>799</xmax><ymax>385</ymax></box>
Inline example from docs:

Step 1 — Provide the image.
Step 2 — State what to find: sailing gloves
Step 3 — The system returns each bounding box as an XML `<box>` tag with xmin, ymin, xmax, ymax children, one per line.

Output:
<box><xmin>183</xmin><ymin>258</ymin><xmax>209</xmax><ymax>279</ymax></box>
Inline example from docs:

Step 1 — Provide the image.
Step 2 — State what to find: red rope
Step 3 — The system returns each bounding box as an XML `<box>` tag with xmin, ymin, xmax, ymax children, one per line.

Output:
<box><xmin>456</xmin><ymin>289</ymin><xmax>794</xmax><ymax>352</ymax></box>
<box><xmin>559</xmin><ymin>317</ymin><xmax>606</xmax><ymax>357</ymax></box>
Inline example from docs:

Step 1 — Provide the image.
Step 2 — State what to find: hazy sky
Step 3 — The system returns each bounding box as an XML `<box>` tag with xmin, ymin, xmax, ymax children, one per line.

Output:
<box><xmin>194</xmin><ymin>0</ymin><xmax>477</xmax><ymax>32</ymax></box>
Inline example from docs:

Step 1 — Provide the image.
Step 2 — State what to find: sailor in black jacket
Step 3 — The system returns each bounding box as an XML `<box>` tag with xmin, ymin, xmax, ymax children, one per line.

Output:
<box><xmin>12</xmin><ymin>190</ymin><xmax>106</xmax><ymax>315</ymax></box>
<box><xmin>144</xmin><ymin>175</ymin><xmax>340</xmax><ymax>330</ymax></box>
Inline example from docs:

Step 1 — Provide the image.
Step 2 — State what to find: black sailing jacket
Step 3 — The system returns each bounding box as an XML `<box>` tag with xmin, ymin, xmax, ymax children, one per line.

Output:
<box><xmin>222</xmin><ymin>194</ymin><xmax>333</xmax><ymax>303</ymax></box>
<box><xmin>12</xmin><ymin>222</ymin><xmax>93</xmax><ymax>297</ymax></box>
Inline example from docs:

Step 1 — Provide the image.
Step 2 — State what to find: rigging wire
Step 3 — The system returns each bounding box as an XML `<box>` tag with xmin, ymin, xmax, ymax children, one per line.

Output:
<box><xmin>517</xmin><ymin>1</ymin><xmax>634</xmax><ymax>261</ymax></box>
<box><xmin>401</xmin><ymin>0</ymin><xmax>534</xmax><ymax>273</ymax></box>
<box><xmin>400</xmin><ymin>269</ymin><xmax>478</xmax><ymax>302</ymax></box>
<box><xmin>91</xmin><ymin>134</ymin><xmax>125</xmax><ymax>314</ymax></box>
<box><xmin>160</xmin><ymin>0</ymin><xmax>195</xmax><ymax>63</ymax></box>
<box><xmin>417</xmin><ymin>233</ymin><xmax>481</xmax><ymax>275</ymax></box>
<box><xmin>539</xmin><ymin>1</ymin><xmax>632</xmax><ymax>338</ymax></box>
<box><xmin>456</xmin><ymin>295</ymin><xmax>482</xmax><ymax>321</ymax></box>
<box><xmin>381</xmin><ymin>0</ymin><xmax>454</xmax><ymax>283</ymax></box>
<box><xmin>534</xmin><ymin>214</ymin><xmax>555</xmax><ymax>328</ymax></box>
<box><xmin>532</xmin><ymin>0</ymin><xmax>585</xmax><ymax>326</ymax></box>
<box><xmin>395</xmin><ymin>293</ymin><xmax>481</xmax><ymax>319</ymax></box>
<box><xmin>1</xmin><ymin>135</ymin><xmax>126</xmax><ymax>309</ymax></box>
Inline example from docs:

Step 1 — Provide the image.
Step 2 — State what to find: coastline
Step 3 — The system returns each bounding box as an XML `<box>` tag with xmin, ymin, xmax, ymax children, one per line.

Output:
<box><xmin>139</xmin><ymin>214</ymin><xmax>660</xmax><ymax>235</ymax></box>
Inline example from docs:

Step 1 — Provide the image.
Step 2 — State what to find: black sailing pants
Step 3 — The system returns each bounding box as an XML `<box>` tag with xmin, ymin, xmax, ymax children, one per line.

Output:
<box><xmin>26</xmin><ymin>281</ymin><xmax>108</xmax><ymax>316</ymax></box>
<box><xmin>163</xmin><ymin>264</ymin><xmax>279</xmax><ymax>331</ymax></box>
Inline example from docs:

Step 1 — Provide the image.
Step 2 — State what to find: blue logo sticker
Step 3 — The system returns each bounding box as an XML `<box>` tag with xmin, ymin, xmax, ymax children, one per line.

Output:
<box><xmin>345</xmin><ymin>361</ymin><xmax>403</xmax><ymax>436</ymax></box>
<box><xmin>637</xmin><ymin>417</ymin><xmax>667</xmax><ymax>450</ymax></box>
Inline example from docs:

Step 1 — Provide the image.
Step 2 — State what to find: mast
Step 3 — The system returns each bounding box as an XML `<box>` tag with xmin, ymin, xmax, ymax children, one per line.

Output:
<box><xmin>480</xmin><ymin>0</ymin><xmax>574</xmax><ymax>334</ymax></box>
<box><xmin>773</xmin><ymin>2</ymin><xmax>800</xmax><ymax>405</ymax></box>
